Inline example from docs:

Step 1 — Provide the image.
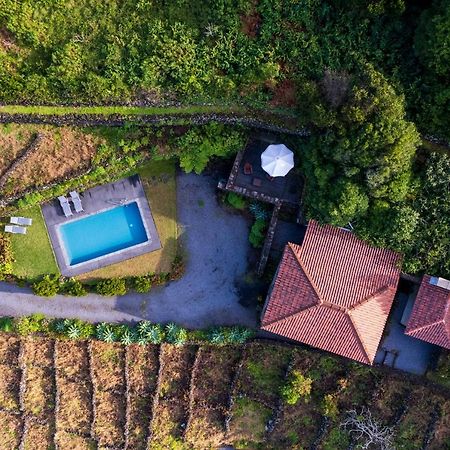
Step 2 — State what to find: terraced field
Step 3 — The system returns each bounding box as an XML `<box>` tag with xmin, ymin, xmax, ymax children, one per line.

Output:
<box><xmin>0</xmin><ymin>333</ymin><xmax>448</xmax><ymax>450</ymax></box>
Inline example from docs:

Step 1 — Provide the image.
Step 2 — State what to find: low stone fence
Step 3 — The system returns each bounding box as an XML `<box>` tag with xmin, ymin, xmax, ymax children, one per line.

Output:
<box><xmin>0</xmin><ymin>132</ymin><xmax>42</xmax><ymax>190</ymax></box>
<box><xmin>0</xmin><ymin>112</ymin><xmax>311</xmax><ymax>137</ymax></box>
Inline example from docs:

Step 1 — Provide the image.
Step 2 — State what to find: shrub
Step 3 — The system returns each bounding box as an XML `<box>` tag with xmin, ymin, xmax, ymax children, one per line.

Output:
<box><xmin>208</xmin><ymin>327</ymin><xmax>227</xmax><ymax>345</ymax></box>
<box><xmin>96</xmin><ymin>322</ymin><xmax>118</xmax><ymax>342</ymax></box>
<box><xmin>132</xmin><ymin>275</ymin><xmax>152</xmax><ymax>293</ymax></box>
<box><xmin>0</xmin><ymin>317</ymin><xmax>14</xmax><ymax>332</ymax></box>
<box><xmin>281</xmin><ymin>370</ymin><xmax>313</xmax><ymax>405</ymax></box>
<box><xmin>61</xmin><ymin>318</ymin><xmax>95</xmax><ymax>339</ymax></box>
<box><xmin>32</xmin><ymin>274</ymin><xmax>60</xmax><ymax>297</ymax></box>
<box><xmin>249</xmin><ymin>202</ymin><xmax>270</xmax><ymax>220</ymax></box>
<box><xmin>322</xmin><ymin>393</ymin><xmax>339</xmax><ymax>419</ymax></box>
<box><xmin>95</xmin><ymin>278</ymin><xmax>127</xmax><ymax>296</ymax></box>
<box><xmin>227</xmin><ymin>192</ymin><xmax>247</xmax><ymax>210</ymax></box>
<box><xmin>15</xmin><ymin>313</ymin><xmax>48</xmax><ymax>335</ymax></box>
<box><xmin>0</xmin><ymin>233</ymin><xmax>14</xmax><ymax>279</ymax></box>
<box><xmin>165</xmin><ymin>322</ymin><xmax>187</xmax><ymax>346</ymax></box>
<box><xmin>227</xmin><ymin>326</ymin><xmax>254</xmax><ymax>344</ymax></box>
<box><xmin>62</xmin><ymin>278</ymin><xmax>87</xmax><ymax>296</ymax></box>
<box><xmin>249</xmin><ymin>218</ymin><xmax>267</xmax><ymax>248</ymax></box>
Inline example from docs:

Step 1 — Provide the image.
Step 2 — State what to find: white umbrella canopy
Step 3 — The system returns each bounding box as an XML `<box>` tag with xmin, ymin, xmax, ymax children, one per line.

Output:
<box><xmin>261</xmin><ymin>144</ymin><xmax>294</xmax><ymax>177</ymax></box>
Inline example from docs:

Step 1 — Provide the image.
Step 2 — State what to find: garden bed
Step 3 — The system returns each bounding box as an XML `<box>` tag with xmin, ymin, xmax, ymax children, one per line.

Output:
<box><xmin>55</xmin><ymin>431</ymin><xmax>97</xmax><ymax>450</ymax></box>
<box><xmin>125</xmin><ymin>344</ymin><xmax>159</xmax><ymax>450</ymax></box>
<box><xmin>150</xmin><ymin>344</ymin><xmax>197</xmax><ymax>447</ymax></box>
<box><xmin>22</xmin><ymin>421</ymin><xmax>54</xmax><ymax>450</ymax></box>
<box><xmin>0</xmin><ymin>411</ymin><xmax>22</xmax><ymax>449</ymax></box>
<box><xmin>185</xmin><ymin>345</ymin><xmax>242</xmax><ymax>448</ymax></box>
<box><xmin>90</xmin><ymin>341</ymin><xmax>125</xmax><ymax>393</ymax></box>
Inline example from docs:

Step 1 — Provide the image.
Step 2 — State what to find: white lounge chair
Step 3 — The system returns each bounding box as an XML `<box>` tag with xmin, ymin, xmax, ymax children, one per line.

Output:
<box><xmin>69</xmin><ymin>191</ymin><xmax>83</xmax><ymax>213</ymax></box>
<box><xmin>58</xmin><ymin>195</ymin><xmax>73</xmax><ymax>217</ymax></box>
<box><xmin>5</xmin><ymin>225</ymin><xmax>27</xmax><ymax>235</ymax></box>
<box><xmin>10</xmin><ymin>216</ymin><xmax>32</xmax><ymax>226</ymax></box>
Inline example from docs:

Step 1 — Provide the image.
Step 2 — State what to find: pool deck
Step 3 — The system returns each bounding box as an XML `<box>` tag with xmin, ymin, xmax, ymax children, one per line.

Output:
<box><xmin>42</xmin><ymin>175</ymin><xmax>161</xmax><ymax>277</ymax></box>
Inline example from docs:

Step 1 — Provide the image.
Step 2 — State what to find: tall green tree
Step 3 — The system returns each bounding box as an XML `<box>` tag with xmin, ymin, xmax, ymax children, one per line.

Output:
<box><xmin>302</xmin><ymin>65</ymin><xmax>420</xmax><ymax>226</ymax></box>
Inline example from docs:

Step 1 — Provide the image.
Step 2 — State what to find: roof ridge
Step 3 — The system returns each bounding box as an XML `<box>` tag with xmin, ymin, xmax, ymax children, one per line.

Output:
<box><xmin>288</xmin><ymin>242</ymin><xmax>325</xmax><ymax>304</ymax></box>
<box><xmin>407</xmin><ymin>318</ymin><xmax>448</xmax><ymax>335</ymax></box>
<box><xmin>263</xmin><ymin>303</ymin><xmax>322</xmax><ymax>329</ymax></box>
<box><xmin>349</xmin><ymin>285</ymin><xmax>393</xmax><ymax>311</ymax></box>
<box><xmin>346</xmin><ymin>312</ymin><xmax>371</xmax><ymax>364</ymax></box>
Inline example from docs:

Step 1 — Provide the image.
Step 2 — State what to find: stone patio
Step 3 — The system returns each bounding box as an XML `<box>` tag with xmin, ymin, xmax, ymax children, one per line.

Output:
<box><xmin>42</xmin><ymin>175</ymin><xmax>161</xmax><ymax>277</ymax></box>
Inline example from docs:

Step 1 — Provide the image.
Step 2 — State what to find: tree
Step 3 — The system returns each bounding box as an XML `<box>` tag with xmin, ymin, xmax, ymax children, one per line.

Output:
<box><xmin>302</xmin><ymin>64</ymin><xmax>420</xmax><ymax>227</ymax></box>
<box><xmin>341</xmin><ymin>408</ymin><xmax>395</xmax><ymax>450</ymax></box>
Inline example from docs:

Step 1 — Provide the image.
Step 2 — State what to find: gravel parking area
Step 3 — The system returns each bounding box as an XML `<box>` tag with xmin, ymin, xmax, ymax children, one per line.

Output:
<box><xmin>0</xmin><ymin>172</ymin><xmax>257</xmax><ymax>328</ymax></box>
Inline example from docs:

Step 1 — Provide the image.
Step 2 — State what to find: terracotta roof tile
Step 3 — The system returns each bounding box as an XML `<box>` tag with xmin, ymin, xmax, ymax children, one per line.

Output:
<box><xmin>405</xmin><ymin>275</ymin><xmax>450</xmax><ymax>349</ymax></box>
<box><xmin>261</xmin><ymin>221</ymin><xmax>401</xmax><ymax>364</ymax></box>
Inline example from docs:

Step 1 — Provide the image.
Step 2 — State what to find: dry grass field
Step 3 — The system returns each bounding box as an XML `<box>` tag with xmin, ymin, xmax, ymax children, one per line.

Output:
<box><xmin>0</xmin><ymin>333</ymin><xmax>448</xmax><ymax>450</ymax></box>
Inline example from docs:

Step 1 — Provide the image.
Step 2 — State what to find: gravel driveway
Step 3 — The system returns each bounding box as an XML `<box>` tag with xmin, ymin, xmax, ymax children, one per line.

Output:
<box><xmin>0</xmin><ymin>173</ymin><xmax>257</xmax><ymax>328</ymax></box>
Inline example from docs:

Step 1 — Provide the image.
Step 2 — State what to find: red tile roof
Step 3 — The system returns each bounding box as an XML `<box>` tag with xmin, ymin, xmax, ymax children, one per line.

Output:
<box><xmin>261</xmin><ymin>221</ymin><xmax>401</xmax><ymax>364</ymax></box>
<box><xmin>405</xmin><ymin>275</ymin><xmax>450</xmax><ymax>349</ymax></box>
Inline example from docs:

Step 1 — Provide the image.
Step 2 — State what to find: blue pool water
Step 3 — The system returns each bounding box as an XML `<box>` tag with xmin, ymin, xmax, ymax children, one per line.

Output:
<box><xmin>59</xmin><ymin>202</ymin><xmax>148</xmax><ymax>265</ymax></box>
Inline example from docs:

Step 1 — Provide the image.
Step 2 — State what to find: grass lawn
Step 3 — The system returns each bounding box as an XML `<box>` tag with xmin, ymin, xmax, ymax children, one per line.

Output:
<box><xmin>9</xmin><ymin>205</ymin><xmax>59</xmax><ymax>280</ymax></box>
<box><xmin>78</xmin><ymin>159</ymin><xmax>178</xmax><ymax>281</ymax></box>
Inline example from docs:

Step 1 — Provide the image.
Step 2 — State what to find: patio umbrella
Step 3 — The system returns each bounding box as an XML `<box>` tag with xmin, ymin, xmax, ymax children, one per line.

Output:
<box><xmin>261</xmin><ymin>144</ymin><xmax>294</xmax><ymax>177</ymax></box>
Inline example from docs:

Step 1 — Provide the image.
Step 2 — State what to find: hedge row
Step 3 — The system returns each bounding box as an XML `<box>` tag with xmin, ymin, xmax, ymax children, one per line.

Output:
<box><xmin>0</xmin><ymin>315</ymin><xmax>254</xmax><ymax>347</ymax></box>
<box><xmin>31</xmin><ymin>272</ymin><xmax>172</xmax><ymax>297</ymax></box>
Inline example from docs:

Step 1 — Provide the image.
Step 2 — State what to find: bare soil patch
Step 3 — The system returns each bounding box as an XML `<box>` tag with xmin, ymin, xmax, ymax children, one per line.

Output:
<box><xmin>55</xmin><ymin>340</ymin><xmax>90</xmax><ymax>380</ymax></box>
<box><xmin>22</xmin><ymin>420</ymin><xmax>54</xmax><ymax>450</ymax></box>
<box><xmin>0</xmin><ymin>364</ymin><xmax>21</xmax><ymax>411</ymax></box>
<box><xmin>24</xmin><ymin>366</ymin><xmax>55</xmax><ymax>419</ymax></box>
<box><xmin>93</xmin><ymin>390</ymin><xmax>125</xmax><ymax>448</ymax></box>
<box><xmin>55</xmin><ymin>431</ymin><xmax>97</xmax><ymax>450</ymax></box>
<box><xmin>57</xmin><ymin>379</ymin><xmax>92</xmax><ymax>434</ymax></box>
<box><xmin>126</xmin><ymin>344</ymin><xmax>159</xmax><ymax>395</ymax></box>
<box><xmin>127</xmin><ymin>394</ymin><xmax>152</xmax><ymax>450</ymax></box>
<box><xmin>269</xmin><ymin>79</ymin><xmax>298</xmax><ymax>108</ymax></box>
<box><xmin>151</xmin><ymin>344</ymin><xmax>197</xmax><ymax>445</ymax></box>
<box><xmin>0</xmin><ymin>124</ymin><xmax>100</xmax><ymax>197</ymax></box>
<box><xmin>22</xmin><ymin>336</ymin><xmax>54</xmax><ymax>367</ymax></box>
<box><xmin>0</xmin><ymin>332</ymin><xmax>20</xmax><ymax>364</ymax></box>
<box><xmin>91</xmin><ymin>341</ymin><xmax>125</xmax><ymax>392</ymax></box>
<box><xmin>0</xmin><ymin>410</ymin><xmax>22</xmax><ymax>449</ymax></box>
<box><xmin>430</xmin><ymin>399</ymin><xmax>450</xmax><ymax>450</ymax></box>
<box><xmin>241</xmin><ymin>0</ymin><xmax>261</xmax><ymax>38</ymax></box>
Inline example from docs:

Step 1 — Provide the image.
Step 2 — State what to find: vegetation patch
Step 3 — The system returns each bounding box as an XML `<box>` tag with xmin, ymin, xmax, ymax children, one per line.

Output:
<box><xmin>22</xmin><ymin>421</ymin><xmax>54</xmax><ymax>450</ymax></box>
<box><xmin>23</xmin><ymin>366</ymin><xmax>55</xmax><ymax>419</ymax></box>
<box><xmin>228</xmin><ymin>396</ymin><xmax>272</xmax><ymax>444</ymax></box>
<box><xmin>0</xmin><ymin>411</ymin><xmax>22</xmax><ymax>450</ymax></box>
<box><xmin>93</xmin><ymin>390</ymin><xmax>125</xmax><ymax>448</ymax></box>
<box><xmin>9</xmin><ymin>205</ymin><xmax>58</xmax><ymax>280</ymax></box>
<box><xmin>0</xmin><ymin>365</ymin><xmax>20</xmax><ymax>410</ymax></box>
<box><xmin>91</xmin><ymin>341</ymin><xmax>125</xmax><ymax>392</ymax></box>
<box><xmin>151</xmin><ymin>344</ymin><xmax>196</xmax><ymax>446</ymax></box>
<box><xmin>55</xmin><ymin>431</ymin><xmax>97</xmax><ymax>450</ymax></box>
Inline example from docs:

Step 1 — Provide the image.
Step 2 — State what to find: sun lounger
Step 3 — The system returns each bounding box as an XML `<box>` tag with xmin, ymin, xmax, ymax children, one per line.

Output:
<box><xmin>69</xmin><ymin>191</ymin><xmax>83</xmax><ymax>213</ymax></box>
<box><xmin>58</xmin><ymin>195</ymin><xmax>73</xmax><ymax>217</ymax></box>
<box><xmin>10</xmin><ymin>216</ymin><xmax>32</xmax><ymax>226</ymax></box>
<box><xmin>4</xmin><ymin>225</ymin><xmax>27</xmax><ymax>235</ymax></box>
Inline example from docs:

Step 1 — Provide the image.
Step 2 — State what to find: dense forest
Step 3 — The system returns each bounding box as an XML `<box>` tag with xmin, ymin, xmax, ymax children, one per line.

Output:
<box><xmin>0</xmin><ymin>0</ymin><xmax>449</xmax><ymax>276</ymax></box>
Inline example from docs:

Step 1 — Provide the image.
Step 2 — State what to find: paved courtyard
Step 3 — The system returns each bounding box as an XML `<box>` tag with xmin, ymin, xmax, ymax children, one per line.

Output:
<box><xmin>0</xmin><ymin>172</ymin><xmax>257</xmax><ymax>328</ymax></box>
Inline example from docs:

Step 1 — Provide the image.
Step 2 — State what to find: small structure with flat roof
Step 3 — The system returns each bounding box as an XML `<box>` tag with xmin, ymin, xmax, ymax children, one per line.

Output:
<box><xmin>404</xmin><ymin>275</ymin><xmax>450</xmax><ymax>349</ymax></box>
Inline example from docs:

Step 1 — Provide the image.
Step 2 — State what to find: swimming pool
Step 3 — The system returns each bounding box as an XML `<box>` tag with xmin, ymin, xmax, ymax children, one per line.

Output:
<box><xmin>59</xmin><ymin>201</ymin><xmax>148</xmax><ymax>266</ymax></box>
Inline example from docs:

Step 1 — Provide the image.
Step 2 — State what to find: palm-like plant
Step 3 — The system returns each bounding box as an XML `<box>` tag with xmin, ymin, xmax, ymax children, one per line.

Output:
<box><xmin>53</xmin><ymin>320</ymin><xmax>67</xmax><ymax>333</ymax></box>
<box><xmin>67</xmin><ymin>323</ymin><xmax>81</xmax><ymax>339</ymax></box>
<box><xmin>147</xmin><ymin>324</ymin><xmax>164</xmax><ymax>344</ymax></box>
<box><xmin>165</xmin><ymin>323</ymin><xmax>187</xmax><ymax>346</ymax></box>
<box><xmin>120</xmin><ymin>326</ymin><xmax>137</xmax><ymax>345</ymax></box>
<box><xmin>209</xmin><ymin>327</ymin><xmax>226</xmax><ymax>345</ymax></box>
<box><xmin>96</xmin><ymin>322</ymin><xmax>117</xmax><ymax>342</ymax></box>
<box><xmin>249</xmin><ymin>202</ymin><xmax>270</xmax><ymax>221</ymax></box>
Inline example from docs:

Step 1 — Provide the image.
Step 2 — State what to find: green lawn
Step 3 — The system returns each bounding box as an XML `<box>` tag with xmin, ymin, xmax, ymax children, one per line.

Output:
<box><xmin>0</xmin><ymin>104</ymin><xmax>241</xmax><ymax>116</ymax></box>
<box><xmin>9</xmin><ymin>205</ymin><xmax>59</xmax><ymax>280</ymax></box>
<box><xmin>78</xmin><ymin>159</ymin><xmax>178</xmax><ymax>281</ymax></box>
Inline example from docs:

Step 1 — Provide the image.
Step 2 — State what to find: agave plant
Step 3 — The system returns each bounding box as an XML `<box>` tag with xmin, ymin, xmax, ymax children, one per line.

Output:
<box><xmin>165</xmin><ymin>323</ymin><xmax>187</xmax><ymax>346</ymax></box>
<box><xmin>53</xmin><ymin>320</ymin><xmax>67</xmax><ymax>333</ymax></box>
<box><xmin>147</xmin><ymin>324</ymin><xmax>164</xmax><ymax>344</ymax></box>
<box><xmin>137</xmin><ymin>320</ymin><xmax>153</xmax><ymax>336</ymax></box>
<box><xmin>228</xmin><ymin>326</ymin><xmax>253</xmax><ymax>344</ymax></box>
<box><xmin>209</xmin><ymin>327</ymin><xmax>226</xmax><ymax>345</ymax></box>
<box><xmin>249</xmin><ymin>202</ymin><xmax>269</xmax><ymax>221</ymax></box>
<box><xmin>67</xmin><ymin>323</ymin><xmax>81</xmax><ymax>339</ymax></box>
<box><xmin>120</xmin><ymin>326</ymin><xmax>137</xmax><ymax>345</ymax></box>
<box><xmin>96</xmin><ymin>322</ymin><xmax>117</xmax><ymax>343</ymax></box>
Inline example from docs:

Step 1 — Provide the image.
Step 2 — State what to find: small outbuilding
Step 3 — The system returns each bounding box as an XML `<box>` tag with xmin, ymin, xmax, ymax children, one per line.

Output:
<box><xmin>404</xmin><ymin>275</ymin><xmax>450</xmax><ymax>349</ymax></box>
